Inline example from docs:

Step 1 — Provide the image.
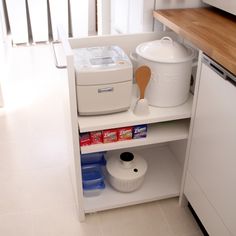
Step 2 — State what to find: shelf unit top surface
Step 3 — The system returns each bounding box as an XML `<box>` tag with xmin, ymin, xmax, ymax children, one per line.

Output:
<box><xmin>78</xmin><ymin>87</ymin><xmax>193</xmax><ymax>132</ymax></box>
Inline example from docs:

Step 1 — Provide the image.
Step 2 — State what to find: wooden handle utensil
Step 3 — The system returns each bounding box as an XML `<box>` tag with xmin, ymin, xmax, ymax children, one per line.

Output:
<box><xmin>135</xmin><ymin>66</ymin><xmax>151</xmax><ymax>99</ymax></box>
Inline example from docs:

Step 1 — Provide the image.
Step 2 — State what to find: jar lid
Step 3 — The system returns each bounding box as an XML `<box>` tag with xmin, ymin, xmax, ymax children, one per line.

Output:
<box><xmin>136</xmin><ymin>37</ymin><xmax>194</xmax><ymax>63</ymax></box>
<box><xmin>106</xmin><ymin>152</ymin><xmax>147</xmax><ymax>180</ymax></box>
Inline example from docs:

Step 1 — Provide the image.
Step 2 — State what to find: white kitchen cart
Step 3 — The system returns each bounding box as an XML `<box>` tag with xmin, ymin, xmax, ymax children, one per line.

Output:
<box><xmin>59</xmin><ymin>28</ymin><xmax>195</xmax><ymax>221</ymax></box>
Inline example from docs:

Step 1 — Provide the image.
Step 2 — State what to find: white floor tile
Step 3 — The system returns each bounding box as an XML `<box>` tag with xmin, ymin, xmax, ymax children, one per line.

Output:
<box><xmin>28</xmin><ymin>167</ymin><xmax>76</xmax><ymax>211</ymax></box>
<box><xmin>0</xmin><ymin>172</ymin><xmax>33</xmax><ymax>214</ymax></box>
<box><xmin>142</xmin><ymin>201</ymin><xmax>176</xmax><ymax>236</ymax></box>
<box><xmin>160</xmin><ymin>198</ymin><xmax>202</xmax><ymax>236</ymax></box>
<box><xmin>32</xmin><ymin>205</ymin><xmax>79</xmax><ymax>236</ymax></box>
<box><xmin>0</xmin><ymin>213</ymin><xmax>34</xmax><ymax>236</ymax></box>
<box><xmin>98</xmin><ymin>203</ymin><xmax>173</xmax><ymax>236</ymax></box>
<box><xmin>32</xmin><ymin>205</ymin><xmax>102</xmax><ymax>236</ymax></box>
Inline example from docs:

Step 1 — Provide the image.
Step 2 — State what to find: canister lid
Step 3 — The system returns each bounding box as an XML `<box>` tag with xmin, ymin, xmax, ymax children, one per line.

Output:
<box><xmin>136</xmin><ymin>37</ymin><xmax>195</xmax><ymax>63</ymax></box>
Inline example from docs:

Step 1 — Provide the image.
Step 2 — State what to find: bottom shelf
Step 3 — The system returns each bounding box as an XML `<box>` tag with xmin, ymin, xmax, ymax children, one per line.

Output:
<box><xmin>84</xmin><ymin>145</ymin><xmax>182</xmax><ymax>213</ymax></box>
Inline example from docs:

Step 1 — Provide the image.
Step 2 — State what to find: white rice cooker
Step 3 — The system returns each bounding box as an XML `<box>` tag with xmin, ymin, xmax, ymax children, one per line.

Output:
<box><xmin>131</xmin><ymin>37</ymin><xmax>195</xmax><ymax>107</ymax></box>
<box><xmin>74</xmin><ymin>46</ymin><xmax>133</xmax><ymax>115</ymax></box>
<box><xmin>106</xmin><ymin>152</ymin><xmax>147</xmax><ymax>192</ymax></box>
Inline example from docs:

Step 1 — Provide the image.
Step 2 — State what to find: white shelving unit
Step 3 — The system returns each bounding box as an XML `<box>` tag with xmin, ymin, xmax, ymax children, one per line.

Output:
<box><xmin>58</xmin><ymin>30</ymin><xmax>195</xmax><ymax>221</ymax></box>
<box><xmin>81</xmin><ymin>119</ymin><xmax>190</xmax><ymax>154</ymax></box>
<box><xmin>78</xmin><ymin>97</ymin><xmax>192</xmax><ymax>215</ymax></box>
<box><xmin>84</xmin><ymin>146</ymin><xmax>182</xmax><ymax>213</ymax></box>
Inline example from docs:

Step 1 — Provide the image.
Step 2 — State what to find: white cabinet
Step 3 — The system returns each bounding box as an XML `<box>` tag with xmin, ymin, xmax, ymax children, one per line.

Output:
<box><xmin>78</xmin><ymin>96</ymin><xmax>191</xmax><ymax>217</ymax></box>
<box><xmin>184</xmin><ymin>54</ymin><xmax>236</xmax><ymax>236</ymax></box>
<box><xmin>59</xmin><ymin>30</ymin><xmax>195</xmax><ymax>221</ymax></box>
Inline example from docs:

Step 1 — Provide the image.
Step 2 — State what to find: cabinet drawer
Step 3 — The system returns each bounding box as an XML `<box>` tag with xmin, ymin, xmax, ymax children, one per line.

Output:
<box><xmin>76</xmin><ymin>81</ymin><xmax>132</xmax><ymax>115</ymax></box>
<box><xmin>184</xmin><ymin>171</ymin><xmax>231</xmax><ymax>236</ymax></box>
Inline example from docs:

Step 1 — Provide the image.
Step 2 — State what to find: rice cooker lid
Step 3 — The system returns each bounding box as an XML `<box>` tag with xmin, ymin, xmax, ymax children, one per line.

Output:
<box><xmin>74</xmin><ymin>46</ymin><xmax>132</xmax><ymax>85</ymax></box>
<box><xmin>106</xmin><ymin>152</ymin><xmax>147</xmax><ymax>181</ymax></box>
<box><xmin>136</xmin><ymin>37</ymin><xmax>194</xmax><ymax>63</ymax></box>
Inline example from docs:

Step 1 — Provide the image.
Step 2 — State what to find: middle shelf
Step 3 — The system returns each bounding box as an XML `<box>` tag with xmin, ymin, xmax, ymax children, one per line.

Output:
<box><xmin>78</xmin><ymin>91</ymin><xmax>193</xmax><ymax>133</ymax></box>
<box><xmin>80</xmin><ymin>119</ymin><xmax>190</xmax><ymax>154</ymax></box>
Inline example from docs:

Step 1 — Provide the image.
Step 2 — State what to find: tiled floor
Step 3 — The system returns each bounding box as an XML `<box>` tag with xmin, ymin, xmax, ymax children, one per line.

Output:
<box><xmin>0</xmin><ymin>44</ymin><xmax>203</xmax><ymax>236</ymax></box>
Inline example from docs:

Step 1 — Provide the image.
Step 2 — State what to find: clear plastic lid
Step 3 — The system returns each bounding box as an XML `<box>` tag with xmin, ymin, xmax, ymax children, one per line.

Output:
<box><xmin>74</xmin><ymin>45</ymin><xmax>131</xmax><ymax>71</ymax></box>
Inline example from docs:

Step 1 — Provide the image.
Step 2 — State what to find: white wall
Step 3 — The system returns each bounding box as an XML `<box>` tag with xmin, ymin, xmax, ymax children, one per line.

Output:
<box><xmin>0</xmin><ymin>1</ymin><xmax>5</xmax><ymax>107</ymax></box>
<box><xmin>97</xmin><ymin>0</ymin><xmax>111</xmax><ymax>35</ymax></box>
<box><xmin>0</xmin><ymin>0</ymin><xmax>7</xmax><ymax>43</ymax></box>
<box><xmin>110</xmin><ymin>0</ymin><xmax>155</xmax><ymax>34</ymax></box>
<box><xmin>109</xmin><ymin>0</ymin><xmax>204</xmax><ymax>35</ymax></box>
<box><xmin>154</xmin><ymin>0</ymin><xmax>205</xmax><ymax>31</ymax></box>
<box><xmin>155</xmin><ymin>0</ymin><xmax>204</xmax><ymax>9</ymax></box>
<box><xmin>88</xmin><ymin>0</ymin><xmax>96</xmax><ymax>35</ymax></box>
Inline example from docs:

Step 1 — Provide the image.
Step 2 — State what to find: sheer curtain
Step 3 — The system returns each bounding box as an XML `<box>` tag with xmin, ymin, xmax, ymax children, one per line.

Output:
<box><xmin>3</xmin><ymin>0</ymin><xmax>91</xmax><ymax>44</ymax></box>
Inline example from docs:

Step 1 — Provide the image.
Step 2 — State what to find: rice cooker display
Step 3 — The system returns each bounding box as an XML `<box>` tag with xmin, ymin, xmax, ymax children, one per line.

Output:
<box><xmin>90</xmin><ymin>57</ymin><xmax>114</xmax><ymax>65</ymax></box>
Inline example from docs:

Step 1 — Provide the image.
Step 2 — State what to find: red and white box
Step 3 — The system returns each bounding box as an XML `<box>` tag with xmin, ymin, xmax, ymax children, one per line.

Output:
<box><xmin>90</xmin><ymin>131</ymin><xmax>103</xmax><ymax>144</ymax></box>
<box><xmin>117</xmin><ymin>127</ymin><xmax>133</xmax><ymax>141</ymax></box>
<box><xmin>102</xmin><ymin>129</ymin><xmax>118</xmax><ymax>143</ymax></box>
<box><xmin>80</xmin><ymin>133</ymin><xmax>91</xmax><ymax>146</ymax></box>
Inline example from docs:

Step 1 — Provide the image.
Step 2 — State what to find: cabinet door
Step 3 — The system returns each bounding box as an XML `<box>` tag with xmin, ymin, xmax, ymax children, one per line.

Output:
<box><xmin>187</xmin><ymin>60</ymin><xmax>236</xmax><ymax>235</ymax></box>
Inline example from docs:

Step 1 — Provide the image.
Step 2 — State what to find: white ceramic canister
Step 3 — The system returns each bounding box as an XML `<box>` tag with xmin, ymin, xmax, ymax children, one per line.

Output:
<box><xmin>106</xmin><ymin>152</ymin><xmax>147</xmax><ymax>193</ymax></box>
<box><xmin>130</xmin><ymin>37</ymin><xmax>195</xmax><ymax>107</ymax></box>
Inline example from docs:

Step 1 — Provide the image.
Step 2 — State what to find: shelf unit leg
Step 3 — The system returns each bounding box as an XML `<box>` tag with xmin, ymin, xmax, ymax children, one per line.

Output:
<box><xmin>179</xmin><ymin>193</ymin><xmax>188</xmax><ymax>207</ymax></box>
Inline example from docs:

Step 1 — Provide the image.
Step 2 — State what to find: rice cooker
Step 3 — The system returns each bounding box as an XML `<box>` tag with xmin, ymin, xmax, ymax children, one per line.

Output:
<box><xmin>74</xmin><ymin>46</ymin><xmax>133</xmax><ymax>115</ymax></box>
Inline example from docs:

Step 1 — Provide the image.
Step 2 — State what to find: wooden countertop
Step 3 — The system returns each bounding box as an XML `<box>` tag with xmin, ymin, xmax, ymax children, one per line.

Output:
<box><xmin>153</xmin><ymin>8</ymin><xmax>236</xmax><ymax>75</ymax></box>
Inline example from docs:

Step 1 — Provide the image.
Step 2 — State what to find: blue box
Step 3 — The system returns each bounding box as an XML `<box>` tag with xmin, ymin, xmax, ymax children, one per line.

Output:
<box><xmin>133</xmin><ymin>124</ymin><xmax>147</xmax><ymax>139</ymax></box>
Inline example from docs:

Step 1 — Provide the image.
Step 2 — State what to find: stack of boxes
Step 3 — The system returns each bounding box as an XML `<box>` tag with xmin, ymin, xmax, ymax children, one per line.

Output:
<box><xmin>81</xmin><ymin>152</ymin><xmax>106</xmax><ymax>197</ymax></box>
<box><xmin>80</xmin><ymin>124</ymin><xmax>147</xmax><ymax>147</ymax></box>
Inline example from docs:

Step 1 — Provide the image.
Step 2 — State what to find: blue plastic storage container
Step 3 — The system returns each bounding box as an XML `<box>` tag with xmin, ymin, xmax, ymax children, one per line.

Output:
<box><xmin>81</xmin><ymin>152</ymin><xmax>106</xmax><ymax>165</ymax></box>
<box><xmin>83</xmin><ymin>181</ymin><xmax>105</xmax><ymax>197</ymax></box>
<box><xmin>82</xmin><ymin>164</ymin><xmax>104</xmax><ymax>188</ymax></box>
<box><xmin>82</xmin><ymin>164</ymin><xmax>105</xmax><ymax>197</ymax></box>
